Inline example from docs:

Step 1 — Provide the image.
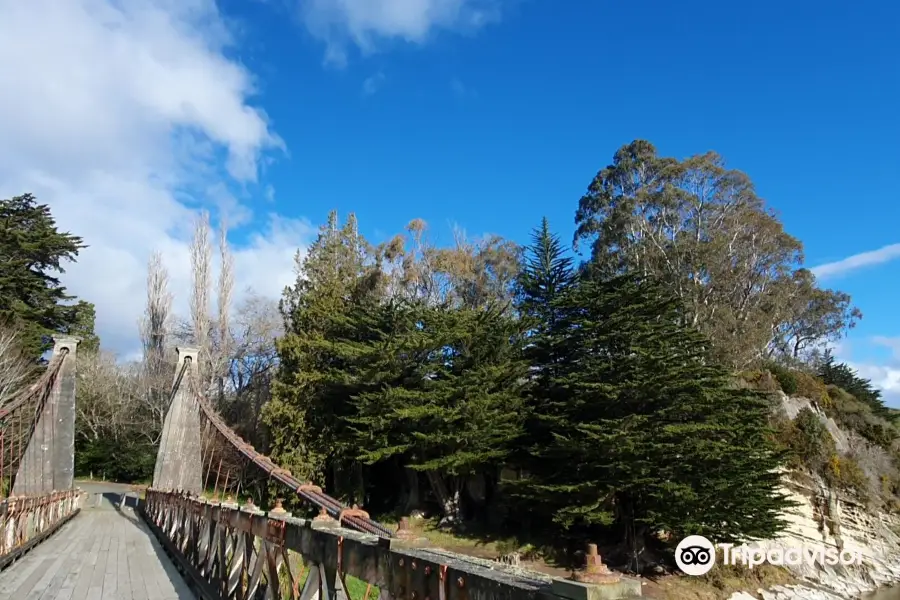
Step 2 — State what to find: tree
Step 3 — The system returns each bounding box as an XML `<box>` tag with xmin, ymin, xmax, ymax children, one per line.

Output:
<box><xmin>60</xmin><ymin>300</ymin><xmax>101</xmax><ymax>353</ymax></box>
<box><xmin>769</xmin><ymin>270</ymin><xmax>861</xmax><ymax>360</ymax></box>
<box><xmin>0</xmin><ymin>328</ymin><xmax>35</xmax><ymax>409</ymax></box>
<box><xmin>376</xmin><ymin>219</ymin><xmax>521</xmax><ymax>309</ymax></box>
<box><xmin>267</xmin><ymin>211</ymin><xmax>377</xmax><ymax>486</ymax></box>
<box><xmin>517</xmin><ymin>217</ymin><xmax>575</xmax><ymax>324</ymax></box>
<box><xmin>221</xmin><ymin>292</ymin><xmax>282</xmax><ymax>449</ymax></box>
<box><xmin>138</xmin><ymin>251</ymin><xmax>174</xmax><ymax>444</ymax></box>
<box><xmin>512</xmin><ymin>218</ymin><xmax>576</xmax><ymax>474</ymax></box>
<box><xmin>818</xmin><ymin>351</ymin><xmax>887</xmax><ymax>416</ymax></box>
<box><xmin>519</xmin><ymin>275</ymin><xmax>790</xmax><ymax>569</ymax></box>
<box><xmin>572</xmin><ymin>142</ymin><xmax>859</xmax><ymax>367</ymax></box>
<box><xmin>516</xmin><ymin>217</ymin><xmax>575</xmax><ymax>369</ymax></box>
<box><xmin>0</xmin><ymin>193</ymin><xmax>87</xmax><ymax>357</ymax></box>
<box><xmin>348</xmin><ymin>301</ymin><xmax>530</xmax><ymax>525</ymax></box>
<box><xmin>73</xmin><ymin>350</ymin><xmax>156</xmax><ymax>481</ymax></box>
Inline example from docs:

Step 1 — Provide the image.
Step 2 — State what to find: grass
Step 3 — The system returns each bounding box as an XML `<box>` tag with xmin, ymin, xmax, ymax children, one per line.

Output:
<box><xmin>279</xmin><ymin>551</ymin><xmax>377</xmax><ymax>600</ymax></box>
<box><xmin>373</xmin><ymin>518</ymin><xmax>799</xmax><ymax>600</ymax></box>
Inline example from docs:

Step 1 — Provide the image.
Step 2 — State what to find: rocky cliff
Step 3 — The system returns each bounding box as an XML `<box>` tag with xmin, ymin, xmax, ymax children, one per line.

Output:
<box><xmin>729</xmin><ymin>395</ymin><xmax>900</xmax><ymax>600</ymax></box>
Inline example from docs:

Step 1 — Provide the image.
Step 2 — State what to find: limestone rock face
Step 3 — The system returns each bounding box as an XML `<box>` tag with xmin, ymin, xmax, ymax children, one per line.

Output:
<box><xmin>727</xmin><ymin>393</ymin><xmax>900</xmax><ymax>600</ymax></box>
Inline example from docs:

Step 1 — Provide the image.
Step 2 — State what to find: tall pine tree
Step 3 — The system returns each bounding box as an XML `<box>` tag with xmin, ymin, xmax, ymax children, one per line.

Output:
<box><xmin>521</xmin><ymin>275</ymin><xmax>790</xmax><ymax>568</ymax></box>
<box><xmin>0</xmin><ymin>194</ymin><xmax>88</xmax><ymax>357</ymax></box>
<box><xmin>513</xmin><ymin>218</ymin><xmax>576</xmax><ymax>477</ymax></box>
<box><xmin>347</xmin><ymin>301</ymin><xmax>529</xmax><ymax>525</ymax></box>
<box><xmin>266</xmin><ymin>211</ymin><xmax>381</xmax><ymax>490</ymax></box>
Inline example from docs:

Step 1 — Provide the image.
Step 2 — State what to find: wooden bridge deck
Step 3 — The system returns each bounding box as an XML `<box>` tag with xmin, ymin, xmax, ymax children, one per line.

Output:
<box><xmin>0</xmin><ymin>499</ymin><xmax>194</xmax><ymax>600</ymax></box>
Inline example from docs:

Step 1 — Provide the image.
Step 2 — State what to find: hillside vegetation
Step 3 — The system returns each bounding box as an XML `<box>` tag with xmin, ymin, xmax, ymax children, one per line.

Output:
<box><xmin>1</xmin><ymin>140</ymin><xmax>895</xmax><ymax>576</ymax></box>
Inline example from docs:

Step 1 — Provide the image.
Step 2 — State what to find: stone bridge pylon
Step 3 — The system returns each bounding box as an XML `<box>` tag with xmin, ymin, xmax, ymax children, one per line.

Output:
<box><xmin>152</xmin><ymin>347</ymin><xmax>202</xmax><ymax>495</ymax></box>
<box><xmin>11</xmin><ymin>336</ymin><xmax>79</xmax><ymax>497</ymax></box>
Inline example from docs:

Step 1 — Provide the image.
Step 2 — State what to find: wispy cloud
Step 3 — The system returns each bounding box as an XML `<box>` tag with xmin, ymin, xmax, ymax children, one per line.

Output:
<box><xmin>362</xmin><ymin>71</ymin><xmax>385</xmax><ymax>96</ymax></box>
<box><xmin>810</xmin><ymin>243</ymin><xmax>900</xmax><ymax>280</ymax></box>
<box><xmin>835</xmin><ymin>338</ymin><xmax>900</xmax><ymax>408</ymax></box>
<box><xmin>300</xmin><ymin>0</ymin><xmax>502</xmax><ymax>66</ymax></box>
<box><xmin>451</xmin><ymin>77</ymin><xmax>477</xmax><ymax>99</ymax></box>
<box><xmin>872</xmin><ymin>336</ymin><xmax>900</xmax><ymax>360</ymax></box>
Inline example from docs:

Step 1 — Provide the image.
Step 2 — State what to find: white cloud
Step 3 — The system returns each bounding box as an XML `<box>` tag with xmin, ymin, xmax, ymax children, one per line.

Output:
<box><xmin>300</xmin><ymin>0</ymin><xmax>501</xmax><ymax>65</ymax></box>
<box><xmin>0</xmin><ymin>0</ymin><xmax>310</xmax><ymax>357</ymax></box>
<box><xmin>362</xmin><ymin>71</ymin><xmax>386</xmax><ymax>96</ymax></box>
<box><xmin>847</xmin><ymin>362</ymin><xmax>900</xmax><ymax>407</ymax></box>
<box><xmin>811</xmin><ymin>243</ymin><xmax>900</xmax><ymax>280</ymax></box>
<box><xmin>833</xmin><ymin>338</ymin><xmax>900</xmax><ymax>408</ymax></box>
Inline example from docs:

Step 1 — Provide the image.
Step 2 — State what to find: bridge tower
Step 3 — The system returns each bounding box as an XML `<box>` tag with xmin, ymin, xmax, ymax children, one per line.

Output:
<box><xmin>12</xmin><ymin>336</ymin><xmax>80</xmax><ymax>496</ymax></box>
<box><xmin>152</xmin><ymin>347</ymin><xmax>203</xmax><ymax>494</ymax></box>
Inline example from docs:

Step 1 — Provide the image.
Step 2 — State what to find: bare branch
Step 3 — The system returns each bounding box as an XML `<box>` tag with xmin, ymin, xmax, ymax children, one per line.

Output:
<box><xmin>0</xmin><ymin>328</ymin><xmax>34</xmax><ymax>408</ymax></box>
<box><xmin>137</xmin><ymin>251</ymin><xmax>175</xmax><ymax>443</ymax></box>
<box><xmin>215</xmin><ymin>218</ymin><xmax>234</xmax><ymax>388</ymax></box>
<box><xmin>190</xmin><ymin>211</ymin><xmax>213</xmax><ymax>385</ymax></box>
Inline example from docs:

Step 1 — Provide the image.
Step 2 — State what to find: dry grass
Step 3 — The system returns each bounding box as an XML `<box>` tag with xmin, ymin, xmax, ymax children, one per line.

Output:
<box><xmin>392</xmin><ymin>519</ymin><xmax>796</xmax><ymax>600</ymax></box>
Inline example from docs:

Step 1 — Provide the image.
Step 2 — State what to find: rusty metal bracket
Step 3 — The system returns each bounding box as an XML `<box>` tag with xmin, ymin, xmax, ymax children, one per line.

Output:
<box><xmin>296</xmin><ymin>482</ymin><xmax>323</xmax><ymax>494</ymax></box>
<box><xmin>337</xmin><ymin>506</ymin><xmax>369</xmax><ymax>527</ymax></box>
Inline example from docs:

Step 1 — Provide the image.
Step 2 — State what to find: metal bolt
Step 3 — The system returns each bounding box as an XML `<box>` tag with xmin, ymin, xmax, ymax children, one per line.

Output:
<box><xmin>411</xmin><ymin>561</ymin><xmax>417</xmax><ymax>570</ymax></box>
<box><xmin>399</xmin><ymin>558</ymin><xmax>405</xmax><ymax>567</ymax></box>
<box><xmin>411</xmin><ymin>592</ymin><xmax>418</xmax><ymax>600</ymax></box>
<box><xmin>424</xmin><ymin>566</ymin><xmax>432</xmax><ymax>575</ymax></box>
<box><xmin>457</xmin><ymin>577</ymin><xmax>465</xmax><ymax>588</ymax></box>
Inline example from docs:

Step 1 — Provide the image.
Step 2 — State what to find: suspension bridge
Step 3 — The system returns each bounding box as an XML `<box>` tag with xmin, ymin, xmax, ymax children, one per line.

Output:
<box><xmin>0</xmin><ymin>338</ymin><xmax>640</xmax><ymax>600</ymax></box>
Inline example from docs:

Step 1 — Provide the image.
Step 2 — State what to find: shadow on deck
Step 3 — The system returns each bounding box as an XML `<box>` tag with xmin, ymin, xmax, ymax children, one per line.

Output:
<box><xmin>0</xmin><ymin>488</ymin><xmax>196</xmax><ymax>600</ymax></box>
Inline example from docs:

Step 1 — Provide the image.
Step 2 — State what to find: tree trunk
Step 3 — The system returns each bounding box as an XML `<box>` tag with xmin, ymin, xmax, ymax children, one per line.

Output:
<box><xmin>425</xmin><ymin>470</ymin><xmax>462</xmax><ymax>526</ymax></box>
<box><xmin>621</xmin><ymin>496</ymin><xmax>648</xmax><ymax>573</ymax></box>
<box><xmin>404</xmin><ymin>467</ymin><xmax>421</xmax><ymax>513</ymax></box>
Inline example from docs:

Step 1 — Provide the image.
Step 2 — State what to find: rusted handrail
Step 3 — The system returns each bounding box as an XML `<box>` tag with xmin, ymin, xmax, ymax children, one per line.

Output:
<box><xmin>0</xmin><ymin>488</ymin><xmax>82</xmax><ymax>569</ymax></box>
<box><xmin>141</xmin><ymin>489</ymin><xmax>599</xmax><ymax>600</ymax></box>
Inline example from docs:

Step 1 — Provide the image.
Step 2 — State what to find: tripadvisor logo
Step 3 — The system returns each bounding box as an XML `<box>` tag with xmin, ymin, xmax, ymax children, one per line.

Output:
<box><xmin>675</xmin><ymin>535</ymin><xmax>863</xmax><ymax>576</ymax></box>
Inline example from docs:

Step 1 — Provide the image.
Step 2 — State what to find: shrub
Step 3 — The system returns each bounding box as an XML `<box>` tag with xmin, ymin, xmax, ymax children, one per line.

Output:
<box><xmin>767</xmin><ymin>363</ymin><xmax>798</xmax><ymax>395</ymax></box>
<box><xmin>826</xmin><ymin>385</ymin><xmax>898</xmax><ymax>449</ymax></box>
<box><xmin>738</xmin><ymin>369</ymin><xmax>781</xmax><ymax>393</ymax></box>
<box><xmin>825</xmin><ymin>454</ymin><xmax>869</xmax><ymax>500</ymax></box>
<box><xmin>793</xmin><ymin>371</ymin><xmax>829</xmax><ymax>406</ymax></box>
<box><xmin>785</xmin><ymin>408</ymin><xmax>836</xmax><ymax>473</ymax></box>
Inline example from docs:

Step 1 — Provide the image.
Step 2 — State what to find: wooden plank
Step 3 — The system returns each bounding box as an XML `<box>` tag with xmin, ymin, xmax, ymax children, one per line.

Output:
<box><xmin>25</xmin><ymin>523</ymin><xmax>82</xmax><ymax>600</ymax></box>
<box><xmin>0</xmin><ymin>517</ymin><xmax>83</xmax><ymax>594</ymax></box>
<box><xmin>0</xmin><ymin>507</ymin><xmax>196</xmax><ymax>599</ymax></box>
<box><xmin>69</xmin><ymin>515</ymin><xmax>105</xmax><ymax>600</ymax></box>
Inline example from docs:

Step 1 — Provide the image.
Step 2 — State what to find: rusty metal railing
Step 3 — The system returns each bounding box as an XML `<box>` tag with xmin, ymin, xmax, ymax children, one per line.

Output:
<box><xmin>0</xmin><ymin>488</ymin><xmax>82</xmax><ymax>569</ymax></box>
<box><xmin>141</xmin><ymin>489</ymin><xmax>604</xmax><ymax>600</ymax></box>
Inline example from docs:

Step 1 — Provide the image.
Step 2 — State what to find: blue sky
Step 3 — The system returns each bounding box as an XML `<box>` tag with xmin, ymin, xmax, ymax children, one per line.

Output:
<box><xmin>1</xmin><ymin>0</ymin><xmax>897</xmax><ymax>401</ymax></box>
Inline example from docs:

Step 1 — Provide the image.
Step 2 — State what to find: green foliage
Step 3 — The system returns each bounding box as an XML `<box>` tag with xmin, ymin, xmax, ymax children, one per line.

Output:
<box><xmin>737</xmin><ymin>370</ymin><xmax>781</xmax><ymax>393</ymax></box>
<box><xmin>818</xmin><ymin>351</ymin><xmax>887</xmax><ymax>417</ymax></box>
<box><xmin>824</xmin><ymin>384</ymin><xmax>897</xmax><ymax>449</ymax></box>
<box><xmin>825</xmin><ymin>454</ymin><xmax>869</xmax><ymax>499</ymax></box>
<box><xmin>783</xmin><ymin>407</ymin><xmax>836</xmax><ymax>473</ymax></box>
<box><xmin>517</xmin><ymin>217</ymin><xmax>575</xmax><ymax>329</ymax></box>
<box><xmin>572</xmin><ymin>141</ymin><xmax>859</xmax><ymax>368</ymax></box>
<box><xmin>0</xmin><ymin>193</ymin><xmax>89</xmax><ymax>357</ymax></box>
<box><xmin>75</xmin><ymin>436</ymin><xmax>157</xmax><ymax>483</ymax></box>
<box><xmin>515</xmin><ymin>275</ymin><xmax>791</xmax><ymax>544</ymax></box>
<box><xmin>348</xmin><ymin>302</ymin><xmax>530</xmax><ymax>476</ymax></box>
<box><xmin>514</xmin><ymin>218</ymin><xmax>576</xmax><ymax>469</ymax></box>
<box><xmin>257</xmin><ymin>140</ymin><xmax>882</xmax><ymax>562</ymax></box>
<box><xmin>266</xmin><ymin>210</ymin><xmax>378</xmax><ymax>487</ymax></box>
<box><xmin>59</xmin><ymin>300</ymin><xmax>101</xmax><ymax>353</ymax></box>
<box><xmin>766</xmin><ymin>363</ymin><xmax>799</xmax><ymax>395</ymax></box>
